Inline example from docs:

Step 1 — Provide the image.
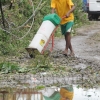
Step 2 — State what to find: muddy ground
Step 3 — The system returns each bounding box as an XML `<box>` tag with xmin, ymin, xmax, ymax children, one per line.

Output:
<box><xmin>0</xmin><ymin>21</ymin><xmax>100</xmax><ymax>89</ymax></box>
<box><xmin>47</xmin><ymin>21</ymin><xmax>100</xmax><ymax>88</ymax></box>
<box><xmin>52</xmin><ymin>21</ymin><xmax>100</xmax><ymax>67</ymax></box>
<box><xmin>44</xmin><ymin>21</ymin><xmax>100</xmax><ymax>87</ymax></box>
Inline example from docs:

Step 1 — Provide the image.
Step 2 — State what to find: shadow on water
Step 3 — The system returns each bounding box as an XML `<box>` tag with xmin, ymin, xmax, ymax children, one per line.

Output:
<box><xmin>0</xmin><ymin>85</ymin><xmax>100</xmax><ymax>100</ymax></box>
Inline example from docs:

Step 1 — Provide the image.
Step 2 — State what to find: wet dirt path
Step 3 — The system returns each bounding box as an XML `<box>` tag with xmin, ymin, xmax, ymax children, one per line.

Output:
<box><xmin>53</xmin><ymin>21</ymin><xmax>100</xmax><ymax>67</ymax></box>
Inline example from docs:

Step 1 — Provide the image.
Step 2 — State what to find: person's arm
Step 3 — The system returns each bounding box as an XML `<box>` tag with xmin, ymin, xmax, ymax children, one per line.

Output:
<box><xmin>51</xmin><ymin>0</ymin><xmax>56</xmax><ymax>13</ymax></box>
<box><xmin>51</xmin><ymin>8</ymin><xmax>55</xmax><ymax>13</ymax></box>
<box><xmin>66</xmin><ymin>5</ymin><xmax>75</xmax><ymax>18</ymax></box>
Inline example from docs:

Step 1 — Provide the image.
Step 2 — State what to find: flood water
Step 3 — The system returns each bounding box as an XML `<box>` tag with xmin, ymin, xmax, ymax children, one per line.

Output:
<box><xmin>0</xmin><ymin>85</ymin><xmax>100</xmax><ymax>100</ymax></box>
<box><xmin>73</xmin><ymin>86</ymin><xmax>100</xmax><ymax>100</ymax></box>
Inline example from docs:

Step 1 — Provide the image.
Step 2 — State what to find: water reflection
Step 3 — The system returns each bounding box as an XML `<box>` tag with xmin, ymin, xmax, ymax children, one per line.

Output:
<box><xmin>73</xmin><ymin>86</ymin><xmax>100</xmax><ymax>100</ymax></box>
<box><xmin>16</xmin><ymin>93</ymin><xmax>43</xmax><ymax>100</ymax></box>
<box><xmin>0</xmin><ymin>85</ymin><xmax>100</xmax><ymax>100</ymax></box>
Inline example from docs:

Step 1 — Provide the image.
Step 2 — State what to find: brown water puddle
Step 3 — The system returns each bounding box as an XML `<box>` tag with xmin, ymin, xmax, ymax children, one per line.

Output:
<box><xmin>0</xmin><ymin>88</ymin><xmax>43</xmax><ymax>100</ymax></box>
<box><xmin>0</xmin><ymin>85</ymin><xmax>100</xmax><ymax>100</ymax></box>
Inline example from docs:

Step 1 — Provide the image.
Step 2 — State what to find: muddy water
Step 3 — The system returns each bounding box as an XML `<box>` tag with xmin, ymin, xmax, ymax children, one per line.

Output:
<box><xmin>0</xmin><ymin>85</ymin><xmax>100</xmax><ymax>100</ymax></box>
<box><xmin>0</xmin><ymin>89</ymin><xmax>43</xmax><ymax>100</ymax></box>
<box><xmin>73</xmin><ymin>86</ymin><xmax>100</xmax><ymax>100</ymax></box>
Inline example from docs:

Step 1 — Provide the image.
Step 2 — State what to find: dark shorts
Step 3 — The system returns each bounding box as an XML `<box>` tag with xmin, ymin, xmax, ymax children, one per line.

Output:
<box><xmin>61</xmin><ymin>21</ymin><xmax>74</xmax><ymax>35</ymax></box>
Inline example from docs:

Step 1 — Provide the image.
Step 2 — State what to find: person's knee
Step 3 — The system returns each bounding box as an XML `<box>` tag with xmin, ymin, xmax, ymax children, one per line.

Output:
<box><xmin>65</xmin><ymin>32</ymin><xmax>71</xmax><ymax>36</ymax></box>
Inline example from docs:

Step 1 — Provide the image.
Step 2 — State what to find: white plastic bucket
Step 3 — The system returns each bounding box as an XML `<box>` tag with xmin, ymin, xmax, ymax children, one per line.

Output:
<box><xmin>27</xmin><ymin>20</ymin><xmax>56</xmax><ymax>54</ymax></box>
<box><xmin>36</xmin><ymin>20</ymin><xmax>55</xmax><ymax>39</ymax></box>
<box><xmin>29</xmin><ymin>33</ymin><xmax>47</xmax><ymax>53</ymax></box>
<box><xmin>41</xmin><ymin>87</ymin><xmax>55</xmax><ymax>97</ymax></box>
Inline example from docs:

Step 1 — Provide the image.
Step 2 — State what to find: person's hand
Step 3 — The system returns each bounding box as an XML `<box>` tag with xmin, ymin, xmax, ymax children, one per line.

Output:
<box><xmin>62</xmin><ymin>13</ymin><xmax>70</xmax><ymax>19</ymax></box>
<box><xmin>66</xmin><ymin>12</ymin><xmax>70</xmax><ymax>18</ymax></box>
<box><xmin>62</xmin><ymin>16</ymin><xmax>66</xmax><ymax>19</ymax></box>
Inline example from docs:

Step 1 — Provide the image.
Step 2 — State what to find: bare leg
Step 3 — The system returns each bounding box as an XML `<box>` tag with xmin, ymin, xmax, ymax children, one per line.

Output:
<box><xmin>64</xmin><ymin>32</ymin><xmax>74</xmax><ymax>56</ymax></box>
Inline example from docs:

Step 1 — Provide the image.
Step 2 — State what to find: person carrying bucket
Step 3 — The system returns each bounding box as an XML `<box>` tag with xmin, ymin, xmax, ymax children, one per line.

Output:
<box><xmin>51</xmin><ymin>0</ymin><xmax>75</xmax><ymax>56</ymax></box>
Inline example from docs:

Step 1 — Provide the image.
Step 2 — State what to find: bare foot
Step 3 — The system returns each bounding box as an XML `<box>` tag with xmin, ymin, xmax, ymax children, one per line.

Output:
<box><xmin>70</xmin><ymin>52</ymin><xmax>75</xmax><ymax>57</ymax></box>
<box><xmin>62</xmin><ymin>50</ymin><xmax>68</xmax><ymax>56</ymax></box>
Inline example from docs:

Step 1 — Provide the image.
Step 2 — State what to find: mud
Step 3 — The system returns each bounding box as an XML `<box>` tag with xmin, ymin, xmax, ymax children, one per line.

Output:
<box><xmin>52</xmin><ymin>21</ymin><xmax>100</xmax><ymax>66</ymax></box>
<box><xmin>48</xmin><ymin>21</ymin><xmax>100</xmax><ymax>87</ymax></box>
<box><xmin>0</xmin><ymin>21</ymin><xmax>100</xmax><ymax>89</ymax></box>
